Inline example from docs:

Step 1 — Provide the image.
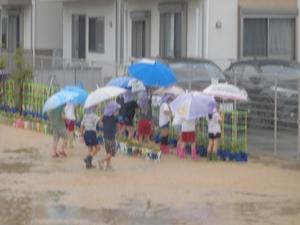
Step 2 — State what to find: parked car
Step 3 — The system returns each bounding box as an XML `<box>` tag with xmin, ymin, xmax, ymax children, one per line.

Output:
<box><xmin>160</xmin><ymin>58</ymin><xmax>226</xmax><ymax>91</ymax></box>
<box><xmin>225</xmin><ymin>59</ymin><xmax>300</xmax><ymax>127</ymax></box>
<box><xmin>131</xmin><ymin>57</ymin><xmax>227</xmax><ymax>91</ymax></box>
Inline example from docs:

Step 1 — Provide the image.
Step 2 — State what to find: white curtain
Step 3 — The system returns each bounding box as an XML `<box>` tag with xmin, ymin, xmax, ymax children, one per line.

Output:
<box><xmin>269</xmin><ymin>18</ymin><xmax>294</xmax><ymax>60</ymax></box>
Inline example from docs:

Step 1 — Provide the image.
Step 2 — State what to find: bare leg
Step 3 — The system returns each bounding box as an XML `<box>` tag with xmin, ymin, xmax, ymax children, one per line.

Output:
<box><xmin>213</xmin><ymin>138</ymin><xmax>219</xmax><ymax>153</ymax></box>
<box><xmin>52</xmin><ymin>137</ymin><xmax>59</xmax><ymax>157</ymax></box>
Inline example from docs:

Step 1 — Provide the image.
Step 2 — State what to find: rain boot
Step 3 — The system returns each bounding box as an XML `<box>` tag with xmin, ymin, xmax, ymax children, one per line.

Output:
<box><xmin>191</xmin><ymin>148</ymin><xmax>197</xmax><ymax>160</ymax></box>
<box><xmin>179</xmin><ymin>148</ymin><xmax>185</xmax><ymax>159</ymax></box>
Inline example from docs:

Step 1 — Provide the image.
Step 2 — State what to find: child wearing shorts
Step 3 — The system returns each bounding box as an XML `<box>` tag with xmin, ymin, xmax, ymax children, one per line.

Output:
<box><xmin>179</xmin><ymin>118</ymin><xmax>197</xmax><ymax>160</ymax></box>
<box><xmin>80</xmin><ymin>106</ymin><xmax>100</xmax><ymax>169</ymax></box>
<box><xmin>100</xmin><ymin>101</ymin><xmax>120</xmax><ymax>171</ymax></box>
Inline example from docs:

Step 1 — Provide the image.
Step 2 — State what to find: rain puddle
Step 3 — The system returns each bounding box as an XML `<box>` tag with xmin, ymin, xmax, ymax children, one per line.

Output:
<box><xmin>0</xmin><ymin>148</ymin><xmax>40</xmax><ymax>173</ymax></box>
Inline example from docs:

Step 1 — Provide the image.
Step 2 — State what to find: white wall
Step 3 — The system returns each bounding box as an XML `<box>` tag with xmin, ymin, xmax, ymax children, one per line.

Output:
<box><xmin>207</xmin><ymin>0</ymin><xmax>238</xmax><ymax>69</ymax></box>
<box><xmin>36</xmin><ymin>1</ymin><xmax>63</xmax><ymax>50</ymax></box>
<box><xmin>298</xmin><ymin>0</ymin><xmax>300</xmax><ymax>61</ymax></box>
<box><xmin>63</xmin><ymin>0</ymin><xmax>116</xmax><ymax>63</ymax></box>
<box><xmin>23</xmin><ymin>5</ymin><xmax>31</xmax><ymax>50</ymax></box>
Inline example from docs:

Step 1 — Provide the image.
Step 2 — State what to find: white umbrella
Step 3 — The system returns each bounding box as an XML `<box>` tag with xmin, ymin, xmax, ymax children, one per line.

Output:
<box><xmin>170</xmin><ymin>91</ymin><xmax>216</xmax><ymax>120</ymax></box>
<box><xmin>153</xmin><ymin>85</ymin><xmax>185</xmax><ymax>96</ymax></box>
<box><xmin>84</xmin><ymin>86</ymin><xmax>126</xmax><ymax>109</ymax></box>
<box><xmin>203</xmin><ymin>83</ymin><xmax>248</xmax><ymax>101</ymax></box>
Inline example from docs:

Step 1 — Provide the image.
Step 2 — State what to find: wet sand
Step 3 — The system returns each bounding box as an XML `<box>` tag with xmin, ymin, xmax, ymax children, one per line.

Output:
<box><xmin>0</xmin><ymin>124</ymin><xmax>300</xmax><ymax>225</ymax></box>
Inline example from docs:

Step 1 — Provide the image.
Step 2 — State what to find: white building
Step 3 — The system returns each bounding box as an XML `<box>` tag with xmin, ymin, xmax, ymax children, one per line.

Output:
<box><xmin>0</xmin><ymin>0</ymin><xmax>63</xmax><ymax>57</ymax></box>
<box><xmin>1</xmin><ymin>0</ymin><xmax>298</xmax><ymax>70</ymax></box>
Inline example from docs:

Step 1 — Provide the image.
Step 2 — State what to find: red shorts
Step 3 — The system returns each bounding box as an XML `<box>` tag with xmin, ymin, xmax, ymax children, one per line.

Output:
<box><xmin>65</xmin><ymin>119</ymin><xmax>75</xmax><ymax>132</ymax></box>
<box><xmin>181</xmin><ymin>132</ymin><xmax>195</xmax><ymax>143</ymax></box>
<box><xmin>138</xmin><ymin>119</ymin><xmax>152</xmax><ymax>137</ymax></box>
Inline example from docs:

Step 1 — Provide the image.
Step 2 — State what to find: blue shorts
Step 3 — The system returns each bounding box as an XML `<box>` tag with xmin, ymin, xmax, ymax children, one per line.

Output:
<box><xmin>84</xmin><ymin>130</ymin><xmax>99</xmax><ymax>147</ymax></box>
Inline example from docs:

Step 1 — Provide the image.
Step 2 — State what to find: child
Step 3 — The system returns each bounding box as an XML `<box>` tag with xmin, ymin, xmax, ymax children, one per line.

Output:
<box><xmin>48</xmin><ymin>105</ymin><xmax>68</xmax><ymax>158</ymax></box>
<box><xmin>123</xmin><ymin>92</ymin><xmax>138</xmax><ymax>139</ymax></box>
<box><xmin>179</xmin><ymin>118</ymin><xmax>197</xmax><ymax>160</ymax></box>
<box><xmin>64</xmin><ymin>102</ymin><xmax>76</xmax><ymax>149</ymax></box>
<box><xmin>207</xmin><ymin>104</ymin><xmax>222</xmax><ymax>161</ymax></box>
<box><xmin>159</xmin><ymin>93</ymin><xmax>174</xmax><ymax>154</ymax></box>
<box><xmin>137</xmin><ymin>90</ymin><xmax>153</xmax><ymax>144</ymax></box>
<box><xmin>100</xmin><ymin>101</ymin><xmax>120</xmax><ymax>170</ymax></box>
<box><xmin>80</xmin><ymin>106</ymin><xmax>100</xmax><ymax>169</ymax></box>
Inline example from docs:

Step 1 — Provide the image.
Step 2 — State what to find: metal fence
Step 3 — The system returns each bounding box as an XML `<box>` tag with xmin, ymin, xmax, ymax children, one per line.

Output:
<box><xmin>2</xmin><ymin>52</ymin><xmax>300</xmax><ymax>160</ymax></box>
<box><xmin>3</xmin><ymin>53</ymin><xmax>126</xmax><ymax>91</ymax></box>
<box><xmin>231</xmin><ymin>73</ymin><xmax>300</xmax><ymax>160</ymax></box>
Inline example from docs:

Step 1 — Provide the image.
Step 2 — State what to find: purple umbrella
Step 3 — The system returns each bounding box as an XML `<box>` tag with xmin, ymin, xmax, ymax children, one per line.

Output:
<box><xmin>170</xmin><ymin>91</ymin><xmax>216</xmax><ymax>120</ymax></box>
<box><xmin>104</xmin><ymin>101</ymin><xmax>120</xmax><ymax>116</ymax></box>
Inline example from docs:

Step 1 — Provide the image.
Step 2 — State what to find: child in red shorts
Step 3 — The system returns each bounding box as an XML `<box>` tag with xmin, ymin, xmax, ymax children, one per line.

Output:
<box><xmin>179</xmin><ymin>118</ymin><xmax>197</xmax><ymax>160</ymax></box>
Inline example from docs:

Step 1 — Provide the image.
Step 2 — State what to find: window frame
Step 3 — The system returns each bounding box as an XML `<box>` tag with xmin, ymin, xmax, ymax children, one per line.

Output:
<box><xmin>88</xmin><ymin>16</ymin><xmax>105</xmax><ymax>54</ymax></box>
<box><xmin>239</xmin><ymin>8</ymin><xmax>298</xmax><ymax>60</ymax></box>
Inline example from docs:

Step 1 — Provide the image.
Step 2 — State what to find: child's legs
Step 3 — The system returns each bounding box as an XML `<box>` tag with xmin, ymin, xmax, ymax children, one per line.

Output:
<box><xmin>52</xmin><ymin>136</ymin><xmax>59</xmax><ymax>154</ymax></box>
<box><xmin>213</xmin><ymin>138</ymin><xmax>219</xmax><ymax>153</ymax></box>
<box><xmin>127</xmin><ymin>126</ymin><xmax>134</xmax><ymax>139</ymax></box>
<box><xmin>207</xmin><ymin>139</ymin><xmax>213</xmax><ymax>153</ymax></box>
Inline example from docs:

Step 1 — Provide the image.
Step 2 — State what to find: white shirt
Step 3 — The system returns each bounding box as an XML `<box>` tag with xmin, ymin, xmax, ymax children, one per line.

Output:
<box><xmin>207</xmin><ymin>112</ymin><xmax>221</xmax><ymax>134</ymax></box>
<box><xmin>81</xmin><ymin>112</ymin><xmax>99</xmax><ymax>131</ymax></box>
<box><xmin>181</xmin><ymin>119</ymin><xmax>196</xmax><ymax>132</ymax></box>
<box><xmin>159</xmin><ymin>102</ymin><xmax>171</xmax><ymax>127</ymax></box>
<box><xmin>64</xmin><ymin>103</ymin><xmax>75</xmax><ymax>120</ymax></box>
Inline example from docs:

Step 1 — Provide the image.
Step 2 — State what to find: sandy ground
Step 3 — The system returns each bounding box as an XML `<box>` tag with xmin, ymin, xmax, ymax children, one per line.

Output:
<box><xmin>1</xmin><ymin>124</ymin><xmax>300</xmax><ymax>225</ymax></box>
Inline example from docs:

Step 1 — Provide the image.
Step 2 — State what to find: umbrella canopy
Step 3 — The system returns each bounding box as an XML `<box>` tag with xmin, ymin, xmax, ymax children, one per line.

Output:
<box><xmin>170</xmin><ymin>91</ymin><xmax>216</xmax><ymax>120</ymax></box>
<box><xmin>43</xmin><ymin>90</ymin><xmax>79</xmax><ymax>113</ymax></box>
<box><xmin>106</xmin><ymin>76</ymin><xmax>145</xmax><ymax>92</ymax></box>
<box><xmin>128</xmin><ymin>59</ymin><xmax>176</xmax><ymax>87</ymax></box>
<box><xmin>154</xmin><ymin>85</ymin><xmax>185</xmax><ymax>96</ymax></box>
<box><xmin>84</xmin><ymin>86</ymin><xmax>126</xmax><ymax>109</ymax></box>
<box><xmin>104</xmin><ymin>101</ymin><xmax>120</xmax><ymax>116</ymax></box>
<box><xmin>63</xmin><ymin>85</ymin><xmax>88</xmax><ymax>105</ymax></box>
<box><xmin>203</xmin><ymin>83</ymin><xmax>248</xmax><ymax>101</ymax></box>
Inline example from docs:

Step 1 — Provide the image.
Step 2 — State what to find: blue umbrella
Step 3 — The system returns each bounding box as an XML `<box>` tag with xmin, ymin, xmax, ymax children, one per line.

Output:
<box><xmin>106</xmin><ymin>76</ymin><xmax>132</xmax><ymax>89</ymax></box>
<box><xmin>43</xmin><ymin>90</ymin><xmax>79</xmax><ymax>113</ymax></box>
<box><xmin>63</xmin><ymin>85</ymin><xmax>89</xmax><ymax>105</ymax></box>
<box><xmin>128</xmin><ymin>59</ymin><xmax>176</xmax><ymax>87</ymax></box>
<box><xmin>170</xmin><ymin>91</ymin><xmax>216</xmax><ymax>120</ymax></box>
<box><xmin>106</xmin><ymin>76</ymin><xmax>145</xmax><ymax>92</ymax></box>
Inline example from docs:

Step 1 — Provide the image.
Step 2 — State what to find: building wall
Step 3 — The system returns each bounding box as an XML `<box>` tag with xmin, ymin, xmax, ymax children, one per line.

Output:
<box><xmin>62</xmin><ymin>0</ymin><xmax>116</xmax><ymax>63</ymax></box>
<box><xmin>239</xmin><ymin>0</ymin><xmax>297</xmax><ymax>8</ymax></box>
<box><xmin>207</xmin><ymin>0</ymin><xmax>238</xmax><ymax>68</ymax></box>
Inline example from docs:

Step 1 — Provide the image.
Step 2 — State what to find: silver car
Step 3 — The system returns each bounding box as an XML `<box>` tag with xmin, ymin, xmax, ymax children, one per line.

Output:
<box><xmin>158</xmin><ymin>58</ymin><xmax>227</xmax><ymax>91</ymax></box>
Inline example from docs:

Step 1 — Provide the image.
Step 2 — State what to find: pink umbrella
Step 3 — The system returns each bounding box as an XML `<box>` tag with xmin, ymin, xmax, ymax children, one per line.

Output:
<box><xmin>203</xmin><ymin>83</ymin><xmax>248</xmax><ymax>101</ymax></box>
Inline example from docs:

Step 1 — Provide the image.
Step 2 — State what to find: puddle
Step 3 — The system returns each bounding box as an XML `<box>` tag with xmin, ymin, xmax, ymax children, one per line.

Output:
<box><xmin>0</xmin><ymin>161</ymin><xmax>33</xmax><ymax>173</ymax></box>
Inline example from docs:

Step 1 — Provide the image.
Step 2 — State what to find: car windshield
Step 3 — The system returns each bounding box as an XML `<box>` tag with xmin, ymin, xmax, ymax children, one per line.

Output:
<box><xmin>169</xmin><ymin>62</ymin><xmax>225</xmax><ymax>82</ymax></box>
<box><xmin>260</xmin><ymin>65</ymin><xmax>300</xmax><ymax>81</ymax></box>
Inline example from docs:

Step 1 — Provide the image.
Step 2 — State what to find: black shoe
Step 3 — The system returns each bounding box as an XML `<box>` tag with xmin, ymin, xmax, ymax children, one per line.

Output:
<box><xmin>84</xmin><ymin>155</ymin><xmax>93</xmax><ymax>169</ymax></box>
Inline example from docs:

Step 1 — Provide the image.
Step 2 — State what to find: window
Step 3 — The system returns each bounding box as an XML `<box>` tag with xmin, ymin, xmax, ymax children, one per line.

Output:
<box><xmin>131</xmin><ymin>11</ymin><xmax>151</xmax><ymax>58</ymax></box>
<box><xmin>89</xmin><ymin>17</ymin><xmax>104</xmax><ymax>53</ymax></box>
<box><xmin>243</xmin><ymin>18</ymin><xmax>295</xmax><ymax>59</ymax></box>
<box><xmin>1</xmin><ymin>17</ymin><xmax>7</xmax><ymax>49</ymax></box>
<box><xmin>72</xmin><ymin>15</ymin><xmax>86</xmax><ymax>59</ymax></box>
<box><xmin>159</xmin><ymin>3</ymin><xmax>186</xmax><ymax>58</ymax></box>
